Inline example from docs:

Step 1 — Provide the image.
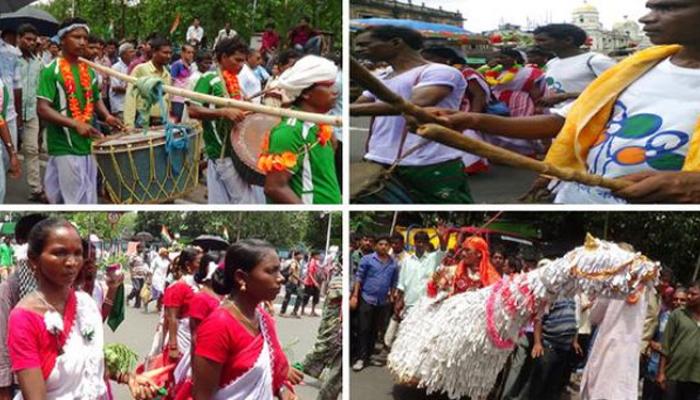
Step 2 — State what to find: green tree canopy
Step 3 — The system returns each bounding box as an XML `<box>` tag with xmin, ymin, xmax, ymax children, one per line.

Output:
<box><xmin>133</xmin><ymin>211</ymin><xmax>341</xmax><ymax>250</ymax></box>
<box><xmin>352</xmin><ymin>211</ymin><xmax>700</xmax><ymax>284</ymax></box>
<box><xmin>39</xmin><ymin>0</ymin><xmax>341</xmax><ymax>51</ymax></box>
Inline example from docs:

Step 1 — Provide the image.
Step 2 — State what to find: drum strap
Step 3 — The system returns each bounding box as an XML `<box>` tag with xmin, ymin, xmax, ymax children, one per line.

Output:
<box><xmin>217</xmin><ymin>69</ymin><xmax>232</xmax><ymax>160</ymax></box>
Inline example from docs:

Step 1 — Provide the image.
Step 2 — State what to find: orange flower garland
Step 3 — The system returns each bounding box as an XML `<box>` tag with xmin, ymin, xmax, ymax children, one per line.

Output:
<box><xmin>257</xmin><ymin>124</ymin><xmax>333</xmax><ymax>174</ymax></box>
<box><xmin>59</xmin><ymin>58</ymin><xmax>94</xmax><ymax>124</ymax></box>
<box><xmin>222</xmin><ymin>70</ymin><xmax>242</xmax><ymax>100</ymax></box>
<box><xmin>317</xmin><ymin>124</ymin><xmax>333</xmax><ymax>146</ymax></box>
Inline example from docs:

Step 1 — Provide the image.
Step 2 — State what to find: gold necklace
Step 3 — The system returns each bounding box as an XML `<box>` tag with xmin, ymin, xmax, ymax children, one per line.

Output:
<box><xmin>227</xmin><ymin>300</ymin><xmax>259</xmax><ymax>333</ymax></box>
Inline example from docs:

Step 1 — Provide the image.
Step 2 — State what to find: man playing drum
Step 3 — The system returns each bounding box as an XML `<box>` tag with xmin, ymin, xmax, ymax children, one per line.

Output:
<box><xmin>263</xmin><ymin>55</ymin><xmax>341</xmax><ymax>204</ymax></box>
<box><xmin>36</xmin><ymin>18</ymin><xmax>124</xmax><ymax>204</ymax></box>
<box><xmin>187</xmin><ymin>38</ymin><xmax>265</xmax><ymax>204</ymax></box>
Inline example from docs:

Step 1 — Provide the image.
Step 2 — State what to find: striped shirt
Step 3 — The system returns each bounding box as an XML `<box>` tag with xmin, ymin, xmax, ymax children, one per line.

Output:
<box><xmin>542</xmin><ymin>298</ymin><xmax>577</xmax><ymax>351</ymax></box>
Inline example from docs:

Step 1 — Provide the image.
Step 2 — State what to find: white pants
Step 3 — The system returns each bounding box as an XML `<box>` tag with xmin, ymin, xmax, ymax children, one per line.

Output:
<box><xmin>44</xmin><ymin>155</ymin><xmax>98</xmax><ymax>204</ymax></box>
<box><xmin>206</xmin><ymin>158</ymin><xmax>264</xmax><ymax>204</ymax></box>
<box><xmin>21</xmin><ymin>117</ymin><xmax>43</xmax><ymax>193</ymax></box>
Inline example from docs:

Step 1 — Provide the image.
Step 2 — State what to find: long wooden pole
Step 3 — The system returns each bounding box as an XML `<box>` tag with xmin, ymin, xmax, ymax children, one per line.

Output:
<box><xmin>417</xmin><ymin>124</ymin><xmax>631</xmax><ymax>191</ymax></box>
<box><xmin>350</xmin><ymin>57</ymin><xmax>632</xmax><ymax>192</ymax></box>
<box><xmin>82</xmin><ymin>58</ymin><xmax>342</xmax><ymax>126</ymax></box>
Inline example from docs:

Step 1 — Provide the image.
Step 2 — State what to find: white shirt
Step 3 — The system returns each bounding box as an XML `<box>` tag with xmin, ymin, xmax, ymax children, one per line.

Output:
<box><xmin>238</xmin><ymin>64</ymin><xmax>262</xmax><ymax>104</ymax></box>
<box><xmin>109</xmin><ymin>59</ymin><xmax>129</xmax><ymax>113</ymax></box>
<box><xmin>151</xmin><ymin>256</ymin><xmax>170</xmax><ymax>292</ymax></box>
<box><xmin>186</xmin><ymin>25</ymin><xmax>204</xmax><ymax>44</ymax></box>
<box><xmin>362</xmin><ymin>63</ymin><xmax>467</xmax><ymax>166</ymax></box>
<box><xmin>545</xmin><ymin>52</ymin><xmax>616</xmax><ymax>110</ymax></box>
<box><xmin>553</xmin><ymin>58</ymin><xmax>700</xmax><ymax>203</ymax></box>
<box><xmin>215</xmin><ymin>28</ymin><xmax>237</xmax><ymax>47</ymax></box>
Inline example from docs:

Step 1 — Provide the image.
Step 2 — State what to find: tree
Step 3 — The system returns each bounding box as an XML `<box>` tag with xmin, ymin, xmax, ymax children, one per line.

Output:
<box><xmin>39</xmin><ymin>0</ymin><xmax>341</xmax><ymax>50</ymax></box>
<box><xmin>351</xmin><ymin>211</ymin><xmax>700</xmax><ymax>284</ymax></box>
<box><xmin>133</xmin><ymin>211</ymin><xmax>340</xmax><ymax>250</ymax></box>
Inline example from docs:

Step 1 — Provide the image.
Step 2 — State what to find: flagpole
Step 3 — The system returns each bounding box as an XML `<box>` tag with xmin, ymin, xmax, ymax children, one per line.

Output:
<box><xmin>325</xmin><ymin>213</ymin><xmax>332</xmax><ymax>257</ymax></box>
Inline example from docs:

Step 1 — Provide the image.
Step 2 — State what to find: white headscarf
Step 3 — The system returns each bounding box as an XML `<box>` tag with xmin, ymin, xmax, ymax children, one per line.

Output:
<box><xmin>57</xmin><ymin>23</ymin><xmax>90</xmax><ymax>39</ymax></box>
<box><xmin>271</xmin><ymin>55</ymin><xmax>337</xmax><ymax>101</ymax></box>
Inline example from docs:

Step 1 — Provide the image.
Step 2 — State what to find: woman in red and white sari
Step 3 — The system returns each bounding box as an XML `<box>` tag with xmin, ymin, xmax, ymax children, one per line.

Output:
<box><xmin>7</xmin><ymin>218</ymin><xmax>158</xmax><ymax>400</ymax></box>
<box><xmin>162</xmin><ymin>248</ymin><xmax>202</xmax><ymax>365</ymax></box>
<box><xmin>191</xmin><ymin>239</ymin><xmax>298</xmax><ymax>400</ymax></box>
<box><xmin>172</xmin><ymin>254</ymin><xmax>224</xmax><ymax>390</ymax></box>
<box><xmin>487</xmin><ymin>48</ymin><xmax>546</xmax><ymax>156</ymax></box>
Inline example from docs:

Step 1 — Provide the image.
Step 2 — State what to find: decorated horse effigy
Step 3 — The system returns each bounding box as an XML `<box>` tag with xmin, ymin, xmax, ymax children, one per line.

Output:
<box><xmin>387</xmin><ymin>234</ymin><xmax>659</xmax><ymax>399</ymax></box>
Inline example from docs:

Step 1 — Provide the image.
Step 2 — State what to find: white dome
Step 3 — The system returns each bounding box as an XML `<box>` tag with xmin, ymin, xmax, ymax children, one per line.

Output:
<box><xmin>573</xmin><ymin>2</ymin><xmax>599</xmax><ymax>14</ymax></box>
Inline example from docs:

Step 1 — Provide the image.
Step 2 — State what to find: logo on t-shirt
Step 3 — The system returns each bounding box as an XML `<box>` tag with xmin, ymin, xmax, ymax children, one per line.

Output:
<box><xmin>588</xmin><ymin>101</ymin><xmax>689</xmax><ymax>176</ymax></box>
<box><xmin>545</xmin><ymin>76</ymin><xmax>565</xmax><ymax>94</ymax></box>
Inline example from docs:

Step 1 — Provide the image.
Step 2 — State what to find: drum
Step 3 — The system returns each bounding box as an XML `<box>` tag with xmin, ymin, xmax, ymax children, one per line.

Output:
<box><xmin>350</xmin><ymin>161</ymin><xmax>413</xmax><ymax>204</ymax></box>
<box><xmin>230</xmin><ymin>113</ymin><xmax>281</xmax><ymax>186</ymax></box>
<box><xmin>92</xmin><ymin>124</ymin><xmax>202</xmax><ymax>204</ymax></box>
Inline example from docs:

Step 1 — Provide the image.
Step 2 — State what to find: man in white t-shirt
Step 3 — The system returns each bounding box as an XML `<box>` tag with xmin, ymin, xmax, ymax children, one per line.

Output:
<box><xmin>186</xmin><ymin>17</ymin><xmax>204</xmax><ymax>46</ymax></box>
<box><xmin>427</xmin><ymin>0</ymin><xmax>700</xmax><ymax>204</ymax></box>
<box><xmin>351</xmin><ymin>25</ymin><xmax>472</xmax><ymax>204</ymax></box>
<box><xmin>533</xmin><ymin>24</ymin><xmax>617</xmax><ymax>111</ymax></box>
<box><xmin>214</xmin><ymin>22</ymin><xmax>237</xmax><ymax>48</ymax></box>
<box><xmin>109</xmin><ymin>43</ymin><xmax>136</xmax><ymax>120</ymax></box>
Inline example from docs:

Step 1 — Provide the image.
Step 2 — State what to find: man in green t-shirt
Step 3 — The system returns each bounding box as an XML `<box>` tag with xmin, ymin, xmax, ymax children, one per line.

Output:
<box><xmin>187</xmin><ymin>37</ymin><xmax>265</xmax><ymax>204</ymax></box>
<box><xmin>264</xmin><ymin>55</ymin><xmax>341</xmax><ymax>204</ymax></box>
<box><xmin>0</xmin><ymin>79</ymin><xmax>22</xmax><ymax>203</ymax></box>
<box><xmin>36</xmin><ymin>18</ymin><xmax>123</xmax><ymax>204</ymax></box>
<box><xmin>658</xmin><ymin>280</ymin><xmax>700</xmax><ymax>399</ymax></box>
<box><xmin>0</xmin><ymin>236</ymin><xmax>14</xmax><ymax>281</ymax></box>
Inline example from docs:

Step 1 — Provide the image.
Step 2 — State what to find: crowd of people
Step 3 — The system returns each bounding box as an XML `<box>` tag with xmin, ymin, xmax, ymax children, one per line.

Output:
<box><xmin>0</xmin><ymin>14</ymin><xmax>342</xmax><ymax>205</ymax></box>
<box><xmin>349</xmin><ymin>227</ymin><xmax>700</xmax><ymax>400</ymax></box>
<box><xmin>351</xmin><ymin>0</ymin><xmax>700</xmax><ymax>204</ymax></box>
<box><xmin>0</xmin><ymin>213</ymin><xmax>343</xmax><ymax>400</ymax></box>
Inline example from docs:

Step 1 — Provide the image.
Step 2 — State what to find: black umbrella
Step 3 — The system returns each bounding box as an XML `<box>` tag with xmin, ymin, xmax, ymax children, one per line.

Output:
<box><xmin>133</xmin><ymin>231</ymin><xmax>154</xmax><ymax>242</ymax></box>
<box><xmin>0</xmin><ymin>6</ymin><xmax>58</xmax><ymax>37</ymax></box>
<box><xmin>0</xmin><ymin>0</ymin><xmax>37</xmax><ymax>14</ymax></box>
<box><xmin>192</xmin><ymin>235</ymin><xmax>229</xmax><ymax>251</ymax></box>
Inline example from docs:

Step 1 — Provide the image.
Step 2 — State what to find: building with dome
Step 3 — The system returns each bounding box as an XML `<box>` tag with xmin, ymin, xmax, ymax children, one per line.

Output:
<box><xmin>572</xmin><ymin>1</ymin><xmax>632</xmax><ymax>54</ymax></box>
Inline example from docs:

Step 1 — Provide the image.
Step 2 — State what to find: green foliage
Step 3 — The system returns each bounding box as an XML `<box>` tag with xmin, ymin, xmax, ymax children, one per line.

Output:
<box><xmin>133</xmin><ymin>211</ymin><xmax>340</xmax><ymax>251</ymax></box>
<box><xmin>104</xmin><ymin>343</ymin><xmax>138</xmax><ymax>374</ymax></box>
<box><xmin>38</xmin><ymin>0</ymin><xmax>341</xmax><ymax>50</ymax></box>
<box><xmin>352</xmin><ymin>211</ymin><xmax>700</xmax><ymax>284</ymax></box>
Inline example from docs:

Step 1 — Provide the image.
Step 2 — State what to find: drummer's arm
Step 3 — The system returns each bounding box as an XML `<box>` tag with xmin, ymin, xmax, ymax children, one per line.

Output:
<box><xmin>37</xmin><ymin>98</ymin><xmax>97</xmax><ymax>136</ymax></box>
<box><xmin>264</xmin><ymin>171</ymin><xmax>302</xmax><ymax>204</ymax></box>
<box><xmin>187</xmin><ymin>103</ymin><xmax>227</xmax><ymax>121</ymax></box>
<box><xmin>95</xmin><ymin>98</ymin><xmax>124</xmax><ymax>130</ymax></box>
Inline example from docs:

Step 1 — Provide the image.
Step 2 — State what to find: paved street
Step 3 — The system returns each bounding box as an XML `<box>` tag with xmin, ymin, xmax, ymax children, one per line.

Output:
<box><xmin>350</xmin><ymin>364</ymin><xmax>583</xmax><ymax>400</ymax></box>
<box><xmin>105</xmin><ymin>285</ymin><xmax>325</xmax><ymax>399</ymax></box>
<box><xmin>350</xmin><ymin>117</ymin><xmax>540</xmax><ymax>204</ymax></box>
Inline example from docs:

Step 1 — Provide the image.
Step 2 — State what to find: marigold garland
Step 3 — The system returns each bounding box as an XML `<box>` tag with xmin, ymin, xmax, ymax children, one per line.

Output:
<box><xmin>59</xmin><ymin>58</ymin><xmax>94</xmax><ymax>124</ymax></box>
<box><xmin>222</xmin><ymin>70</ymin><xmax>242</xmax><ymax>100</ymax></box>
<box><xmin>479</xmin><ymin>64</ymin><xmax>522</xmax><ymax>86</ymax></box>
<box><xmin>257</xmin><ymin>123</ymin><xmax>333</xmax><ymax>174</ymax></box>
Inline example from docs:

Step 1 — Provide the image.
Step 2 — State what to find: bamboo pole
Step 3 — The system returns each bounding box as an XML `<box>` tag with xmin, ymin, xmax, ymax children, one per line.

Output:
<box><xmin>81</xmin><ymin>58</ymin><xmax>342</xmax><ymax>127</ymax></box>
<box><xmin>417</xmin><ymin>124</ymin><xmax>631</xmax><ymax>191</ymax></box>
<box><xmin>350</xmin><ymin>58</ymin><xmax>441</xmax><ymax>124</ymax></box>
<box><xmin>350</xmin><ymin>57</ymin><xmax>632</xmax><ymax>192</ymax></box>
